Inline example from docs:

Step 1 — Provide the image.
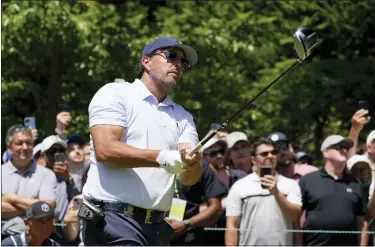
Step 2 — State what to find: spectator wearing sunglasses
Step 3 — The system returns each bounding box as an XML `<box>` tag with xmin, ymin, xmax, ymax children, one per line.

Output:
<box><xmin>82</xmin><ymin>37</ymin><xmax>201</xmax><ymax>246</ymax></box>
<box><xmin>299</xmin><ymin>135</ymin><xmax>368</xmax><ymax>246</ymax></box>
<box><xmin>225</xmin><ymin>137</ymin><xmax>302</xmax><ymax>246</ymax></box>
<box><xmin>199</xmin><ymin>133</ymin><xmax>246</xmax><ymax>246</ymax></box>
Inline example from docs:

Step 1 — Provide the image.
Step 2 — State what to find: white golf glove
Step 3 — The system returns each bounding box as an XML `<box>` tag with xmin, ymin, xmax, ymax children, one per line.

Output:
<box><xmin>156</xmin><ymin>150</ymin><xmax>185</xmax><ymax>174</ymax></box>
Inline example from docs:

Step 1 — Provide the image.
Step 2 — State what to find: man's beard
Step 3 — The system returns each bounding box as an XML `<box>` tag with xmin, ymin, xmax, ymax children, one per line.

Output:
<box><xmin>149</xmin><ymin>70</ymin><xmax>177</xmax><ymax>93</ymax></box>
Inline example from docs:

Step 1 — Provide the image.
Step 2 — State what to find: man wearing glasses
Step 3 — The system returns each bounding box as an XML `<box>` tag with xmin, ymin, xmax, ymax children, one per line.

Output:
<box><xmin>299</xmin><ymin>135</ymin><xmax>367</xmax><ymax>246</ymax></box>
<box><xmin>225</xmin><ymin>137</ymin><xmax>302</xmax><ymax>246</ymax></box>
<box><xmin>81</xmin><ymin>37</ymin><xmax>202</xmax><ymax>246</ymax></box>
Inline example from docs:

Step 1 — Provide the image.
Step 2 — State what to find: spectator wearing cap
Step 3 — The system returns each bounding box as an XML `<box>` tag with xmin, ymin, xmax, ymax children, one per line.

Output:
<box><xmin>169</xmin><ymin>134</ymin><xmax>226</xmax><ymax>246</ymax></box>
<box><xmin>2</xmin><ymin>202</ymin><xmax>59</xmax><ymax>246</ymax></box>
<box><xmin>201</xmin><ymin>133</ymin><xmax>247</xmax><ymax>246</ymax></box>
<box><xmin>268</xmin><ymin>132</ymin><xmax>294</xmax><ymax>154</ymax></box>
<box><xmin>32</xmin><ymin>143</ymin><xmax>45</xmax><ymax>167</ymax></box>
<box><xmin>66</xmin><ymin>134</ymin><xmax>85</xmax><ymax>192</ymax></box>
<box><xmin>40</xmin><ymin>136</ymin><xmax>80</xmax><ymax>245</ymax></box>
<box><xmin>224</xmin><ymin>131</ymin><xmax>253</xmax><ymax>174</ymax></box>
<box><xmin>1</xmin><ymin>125</ymin><xmax>57</xmax><ymax>238</ymax></box>
<box><xmin>226</xmin><ymin>137</ymin><xmax>302</xmax><ymax>246</ymax></box>
<box><xmin>299</xmin><ymin>135</ymin><xmax>368</xmax><ymax>246</ymax></box>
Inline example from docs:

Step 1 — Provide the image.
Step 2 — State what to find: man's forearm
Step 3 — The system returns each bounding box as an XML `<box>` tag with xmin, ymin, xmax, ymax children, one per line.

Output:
<box><xmin>186</xmin><ymin>199</ymin><xmax>221</xmax><ymax>228</ymax></box>
<box><xmin>178</xmin><ymin>162</ymin><xmax>202</xmax><ymax>186</ymax></box>
<box><xmin>359</xmin><ymin>218</ymin><xmax>368</xmax><ymax>246</ymax></box>
<box><xmin>225</xmin><ymin>229</ymin><xmax>239</xmax><ymax>246</ymax></box>
<box><xmin>1</xmin><ymin>201</ymin><xmax>24</xmax><ymax>219</ymax></box>
<box><xmin>348</xmin><ymin>127</ymin><xmax>361</xmax><ymax>158</ymax></box>
<box><xmin>12</xmin><ymin>196</ymin><xmax>40</xmax><ymax>210</ymax></box>
<box><xmin>63</xmin><ymin>221</ymin><xmax>80</xmax><ymax>241</ymax></box>
<box><xmin>96</xmin><ymin>141</ymin><xmax>160</xmax><ymax>168</ymax></box>
<box><xmin>274</xmin><ymin>191</ymin><xmax>301</xmax><ymax>222</ymax></box>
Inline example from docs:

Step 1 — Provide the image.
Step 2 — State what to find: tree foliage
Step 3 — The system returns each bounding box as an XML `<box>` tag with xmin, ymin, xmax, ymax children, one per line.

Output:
<box><xmin>2</xmin><ymin>1</ymin><xmax>375</xmax><ymax>159</ymax></box>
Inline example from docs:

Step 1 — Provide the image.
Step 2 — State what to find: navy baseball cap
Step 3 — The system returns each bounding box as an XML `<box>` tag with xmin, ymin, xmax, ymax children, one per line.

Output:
<box><xmin>268</xmin><ymin>132</ymin><xmax>288</xmax><ymax>143</ymax></box>
<box><xmin>26</xmin><ymin>202</ymin><xmax>54</xmax><ymax>219</ymax></box>
<box><xmin>67</xmin><ymin>134</ymin><xmax>85</xmax><ymax>146</ymax></box>
<box><xmin>141</xmin><ymin>37</ymin><xmax>198</xmax><ymax>66</ymax></box>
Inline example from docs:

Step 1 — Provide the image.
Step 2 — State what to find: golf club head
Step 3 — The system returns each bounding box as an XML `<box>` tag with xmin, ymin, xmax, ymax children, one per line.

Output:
<box><xmin>293</xmin><ymin>26</ymin><xmax>319</xmax><ymax>61</ymax></box>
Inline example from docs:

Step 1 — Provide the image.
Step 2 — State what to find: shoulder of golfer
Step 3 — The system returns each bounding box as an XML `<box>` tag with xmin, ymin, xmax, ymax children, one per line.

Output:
<box><xmin>88</xmin><ymin>81</ymin><xmax>198</xmax><ymax>168</ymax></box>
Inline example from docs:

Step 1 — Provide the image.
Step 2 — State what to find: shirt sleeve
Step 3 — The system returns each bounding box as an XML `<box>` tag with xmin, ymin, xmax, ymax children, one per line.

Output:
<box><xmin>89</xmin><ymin>83</ymin><xmax>128</xmax><ymax>128</ymax></box>
<box><xmin>177</xmin><ymin>111</ymin><xmax>198</xmax><ymax>145</ymax></box>
<box><xmin>38</xmin><ymin>170</ymin><xmax>57</xmax><ymax>201</ymax></box>
<box><xmin>286</xmin><ymin>180</ymin><xmax>302</xmax><ymax>206</ymax></box>
<box><xmin>226</xmin><ymin>182</ymin><xmax>242</xmax><ymax>217</ymax></box>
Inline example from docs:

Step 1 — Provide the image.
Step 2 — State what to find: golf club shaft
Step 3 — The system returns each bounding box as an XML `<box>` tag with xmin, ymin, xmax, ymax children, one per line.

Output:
<box><xmin>189</xmin><ymin>59</ymin><xmax>301</xmax><ymax>155</ymax></box>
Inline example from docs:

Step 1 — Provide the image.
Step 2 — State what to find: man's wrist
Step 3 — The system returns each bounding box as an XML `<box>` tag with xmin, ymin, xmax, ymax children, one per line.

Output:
<box><xmin>183</xmin><ymin>220</ymin><xmax>192</xmax><ymax>231</ymax></box>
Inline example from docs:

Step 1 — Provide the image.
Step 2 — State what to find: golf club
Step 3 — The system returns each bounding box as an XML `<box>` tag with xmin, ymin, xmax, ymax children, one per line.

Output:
<box><xmin>189</xmin><ymin>26</ymin><xmax>320</xmax><ymax>155</ymax></box>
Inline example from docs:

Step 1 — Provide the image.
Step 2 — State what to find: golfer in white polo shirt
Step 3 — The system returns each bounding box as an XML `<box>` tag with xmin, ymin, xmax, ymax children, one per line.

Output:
<box><xmin>81</xmin><ymin>37</ymin><xmax>202</xmax><ymax>246</ymax></box>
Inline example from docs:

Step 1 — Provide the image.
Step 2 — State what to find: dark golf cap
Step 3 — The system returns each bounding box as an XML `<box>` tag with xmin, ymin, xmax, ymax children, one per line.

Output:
<box><xmin>268</xmin><ymin>132</ymin><xmax>288</xmax><ymax>143</ymax></box>
<box><xmin>26</xmin><ymin>202</ymin><xmax>54</xmax><ymax>219</ymax></box>
<box><xmin>141</xmin><ymin>37</ymin><xmax>198</xmax><ymax>66</ymax></box>
<box><xmin>67</xmin><ymin>134</ymin><xmax>85</xmax><ymax>146</ymax></box>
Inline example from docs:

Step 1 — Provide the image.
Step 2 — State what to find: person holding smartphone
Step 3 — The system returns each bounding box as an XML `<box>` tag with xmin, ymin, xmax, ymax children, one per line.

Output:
<box><xmin>225</xmin><ymin>137</ymin><xmax>302</xmax><ymax>246</ymax></box>
<box><xmin>39</xmin><ymin>135</ymin><xmax>80</xmax><ymax>245</ymax></box>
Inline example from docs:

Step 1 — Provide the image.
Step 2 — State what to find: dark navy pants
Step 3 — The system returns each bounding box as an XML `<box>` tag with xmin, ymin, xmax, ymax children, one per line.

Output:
<box><xmin>82</xmin><ymin>211</ymin><xmax>175</xmax><ymax>246</ymax></box>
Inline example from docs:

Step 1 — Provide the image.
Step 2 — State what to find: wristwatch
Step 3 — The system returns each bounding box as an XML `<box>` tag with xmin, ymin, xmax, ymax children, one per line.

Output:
<box><xmin>183</xmin><ymin>220</ymin><xmax>192</xmax><ymax>231</ymax></box>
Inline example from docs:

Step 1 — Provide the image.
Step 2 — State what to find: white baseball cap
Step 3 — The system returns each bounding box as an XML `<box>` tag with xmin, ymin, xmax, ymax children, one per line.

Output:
<box><xmin>320</xmin><ymin>135</ymin><xmax>353</xmax><ymax>151</ymax></box>
<box><xmin>226</xmin><ymin>131</ymin><xmax>249</xmax><ymax>148</ymax></box>
<box><xmin>41</xmin><ymin>135</ymin><xmax>67</xmax><ymax>152</ymax></box>
<box><xmin>201</xmin><ymin>135</ymin><xmax>226</xmax><ymax>153</ymax></box>
<box><xmin>33</xmin><ymin>143</ymin><xmax>43</xmax><ymax>157</ymax></box>
<box><xmin>347</xmin><ymin>154</ymin><xmax>370</xmax><ymax>171</ymax></box>
<box><xmin>367</xmin><ymin>130</ymin><xmax>375</xmax><ymax>145</ymax></box>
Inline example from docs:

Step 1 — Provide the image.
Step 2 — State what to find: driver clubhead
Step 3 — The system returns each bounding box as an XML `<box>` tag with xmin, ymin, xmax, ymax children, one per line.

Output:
<box><xmin>293</xmin><ymin>26</ymin><xmax>319</xmax><ymax>61</ymax></box>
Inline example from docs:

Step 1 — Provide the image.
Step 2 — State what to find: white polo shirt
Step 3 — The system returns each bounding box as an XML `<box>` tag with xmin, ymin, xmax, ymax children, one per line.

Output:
<box><xmin>83</xmin><ymin>79</ymin><xmax>198</xmax><ymax>211</ymax></box>
<box><xmin>226</xmin><ymin>172</ymin><xmax>302</xmax><ymax>246</ymax></box>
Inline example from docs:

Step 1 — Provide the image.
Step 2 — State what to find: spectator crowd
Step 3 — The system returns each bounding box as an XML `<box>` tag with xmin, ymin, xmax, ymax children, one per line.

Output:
<box><xmin>1</xmin><ymin>106</ymin><xmax>375</xmax><ymax>246</ymax></box>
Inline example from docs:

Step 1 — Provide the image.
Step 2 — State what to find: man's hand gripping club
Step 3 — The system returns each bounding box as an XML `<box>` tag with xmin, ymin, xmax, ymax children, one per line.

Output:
<box><xmin>156</xmin><ymin>148</ymin><xmax>201</xmax><ymax>174</ymax></box>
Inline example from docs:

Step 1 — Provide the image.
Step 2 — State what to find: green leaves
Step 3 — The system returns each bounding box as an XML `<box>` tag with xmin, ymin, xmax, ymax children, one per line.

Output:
<box><xmin>2</xmin><ymin>1</ymin><xmax>374</xmax><ymax>157</ymax></box>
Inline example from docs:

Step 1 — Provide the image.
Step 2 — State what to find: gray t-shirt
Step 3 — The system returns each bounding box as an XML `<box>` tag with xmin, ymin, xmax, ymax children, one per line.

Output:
<box><xmin>2</xmin><ymin>160</ymin><xmax>57</xmax><ymax>207</ymax></box>
<box><xmin>226</xmin><ymin>173</ymin><xmax>302</xmax><ymax>246</ymax></box>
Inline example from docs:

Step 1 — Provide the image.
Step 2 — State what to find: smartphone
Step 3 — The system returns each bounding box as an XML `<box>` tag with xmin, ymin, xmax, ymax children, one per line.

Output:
<box><xmin>358</xmin><ymin>100</ymin><xmax>369</xmax><ymax>117</ymax></box>
<box><xmin>54</xmin><ymin>152</ymin><xmax>66</xmax><ymax>163</ymax></box>
<box><xmin>260</xmin><ymin>167</ymin><xmax>272</xmax><ymax>189</ymax></box>
<box><xmin>24</xmin><ymin>117</ymin><xmax>36</xmax><ymax>129</ymax></box>
<box><xmin>73</xmin><ymin>198</ymin><xmax>83</xmax><ymax>210</ymax></box>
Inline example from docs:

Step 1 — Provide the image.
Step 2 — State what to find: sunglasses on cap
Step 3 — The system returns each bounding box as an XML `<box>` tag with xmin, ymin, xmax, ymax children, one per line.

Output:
<box><xmin>153</xmin><ymin>50</ymin><xmax>190</xmax><ymax>70</ymax></box>
<box><xmin>328</xmin><ymin>142</ymin><xmax>349</xmax><ymax>151</ymax></box>
<box><xmin>256</xmin><ymin>150</ymin><xmax>277</xmax><ymax>157</ymax></box>
<box><xmin>204</xmin><ymin>148</ymin><xmax>226</xmax><ymax>158</ymax></box>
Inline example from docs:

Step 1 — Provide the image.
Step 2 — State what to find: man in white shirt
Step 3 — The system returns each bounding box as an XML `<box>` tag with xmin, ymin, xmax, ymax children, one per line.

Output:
<box><xmin>225</xmin><ymin>137</ymin><xmax>302</xmax><ymax>246</ymax></box>
<box><xmin>81</xmin><ymin>37</ymin><xmax>202</xmax><ymax>246</ymax></box>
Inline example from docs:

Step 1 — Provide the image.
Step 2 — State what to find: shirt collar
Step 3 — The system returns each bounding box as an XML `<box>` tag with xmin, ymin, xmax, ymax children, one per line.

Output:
<box><xmin>4</xmin><ymin>160</ymin><xmax>36</xmax><ymax>175</ymax></box>
<box><xmin>133</xmin><ymin>79</ymin><xmax>175</xmax><ymax>108</ymax></box>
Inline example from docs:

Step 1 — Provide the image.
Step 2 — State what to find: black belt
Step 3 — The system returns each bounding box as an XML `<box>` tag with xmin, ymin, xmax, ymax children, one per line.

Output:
<box><xmin>88</xmin><ymin>200</ymin><xmax>168</xmax><ymax>224</ymax></box>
